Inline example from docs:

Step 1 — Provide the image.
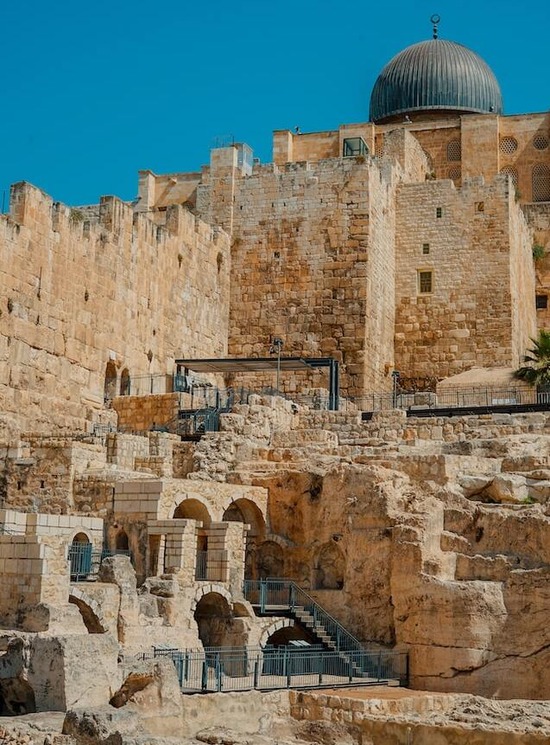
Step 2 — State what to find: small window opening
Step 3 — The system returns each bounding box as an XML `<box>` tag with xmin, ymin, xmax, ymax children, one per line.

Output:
<box><xmin>40</xmin><ymin>480</ymin><xmax>45</xmax><ymax>489</ymax></box>
<box><xmin>536</xmin><ymin>294</ymin><xmax>548</xmax><ymax>310</ymax></box>
<box><xmin>342</xmin><ymin>137</ymin><xmax>368</xmax><ymax>158</ymax></box>
<box><xmin>422</xmin><ymin>243</ymin><xmax>430</xmax><ymax>255</ymax></box>
<box><xmin>418</xmin><ymin>271</ymin><xmax>433</xmax><ymax>294</ymax></box>
<box><xmin>436</xmin><ymin>207</ymin><xmax>442</xmax><ymax>218</ymax></box>
<box><xmin>17</xmin><ymin>481</ymin><xmax>22</xmax><ymax>491</ymax></box>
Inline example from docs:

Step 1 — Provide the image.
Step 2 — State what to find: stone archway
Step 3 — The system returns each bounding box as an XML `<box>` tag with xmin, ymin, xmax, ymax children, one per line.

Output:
<box><xmin>68</xmin><ymin>532</ymin><xmax>93</xmax><ymax>580</ymax></box>
<box><xmin>173</xmin><ymin>498</ymin><xmax>212</xmax><ymax>526</ymax></box>
<box><xmin>222</xmin><ymin>498</ymin><xmax>266</xmax><ymax>579</ymax></box>
<box><xmin>193</xmin><ymin>592</ymin><xmax>234</xmax><ymax>649</ymax></box>
<box><xmin>104</xmin><ymin>361</ymin><xmax>117</xmax><ymax>404</ymax></box>
<box><xmin>69</xmin><ymin>588</ymin><xmax>108</xmax><ymax>633</ymax></box>
<box><xmin>173</xmin><ymin>499</ymin><xmax>212</xmax><ymax>580</ymax></box>
<box><xmin>115</xmin><ymin>529</ymin><xmax>129</xmax><ymax>551</ymax></box>
<box><xmin>119</xmin><ymin>368</ymin><xmax>131</xmax><ymax>396</ymax></box>
<box><xmin>313</xmin><ymin>542</ymin><xmax>345</xmax><ymax>589</ymax></box>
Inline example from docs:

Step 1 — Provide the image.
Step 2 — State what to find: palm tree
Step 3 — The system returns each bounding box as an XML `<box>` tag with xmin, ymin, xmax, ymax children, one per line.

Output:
<box><xmin>513</xmin><ymin>330</ymin><xmax>550</xmax><ymax>388</ymax></box>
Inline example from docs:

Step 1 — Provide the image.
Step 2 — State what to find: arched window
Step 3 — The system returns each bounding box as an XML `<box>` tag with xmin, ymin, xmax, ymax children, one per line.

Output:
<box><xmin>103</xmin><ymin>361</ymin><xmax>117</xmax><ymax>403</ymax></box>
<box><xmin>69</xmin><ymin>532</ymin><xmax>93</xmax><ymax>580</ymax></box>
<box><xmin>115</xmin><ymin>529</ymin><xmax>129</xmax><ymax>551</ymax></box>
<box><xmin>120</xmin><ymin>368</ymin><xmax>130</xmax><ymax>396</ymax></box>
<box><xmin>532</xmin><ymin>164</ymin><xmax>550</xmax><ymax>202</ymax></box>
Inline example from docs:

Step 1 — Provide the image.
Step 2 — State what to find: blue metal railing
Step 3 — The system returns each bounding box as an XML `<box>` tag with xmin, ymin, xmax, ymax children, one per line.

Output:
<box><xmin>144</xmin><ymin>644</ymin><xmax>408</xmax><ymax>693</ymax></box>
<box><xmin>243</xmin><ymin>579</ymin><xmax>368</xmax><ymax>657</ymax></box>
<box><xmin>68</xmin><ymin>545</ymin><xmax>132</xmax><ymax>581</ymax></box>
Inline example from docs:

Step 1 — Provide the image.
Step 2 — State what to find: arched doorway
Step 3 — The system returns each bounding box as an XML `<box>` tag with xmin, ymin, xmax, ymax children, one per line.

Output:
<box><xmin>194</xmin><ymin>592</ymin><xmax>233</xmax><ymax>649</ymax></box>
<box><xmin>120</xmin><ymin>368</ymin><xmax>131</xmax><ymax>396</ymax></box>
<box><xmin>68</xmin><ymin>532</ymin><xmax>93</xmax><ymax>581</ymax></box>
<box><xmin>313</xmin><ymin>542</ymin><xmax>345</xmax><ymax>589</ymax></box>
<box><xmin>173</xmin><ymin>499</ymin><xmax>212</xmax><ymax>580</ymax></box>
<box><xmin>222</xmin><ymin>498</ymin><xmax>266</xmax><ymax>579</ymax></box>
<box><xmin>115</xmin><ymin>529</ymin><xmax>129</xmax><ymax>551</ymax></box>
<box><xmin>104</xmin><ymin>361</ymin><xmax>117</xmax><ymax>404</ymax></box>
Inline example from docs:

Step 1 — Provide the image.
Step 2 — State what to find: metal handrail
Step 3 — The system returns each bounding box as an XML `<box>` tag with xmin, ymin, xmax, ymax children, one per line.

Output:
<box><xmin>142</xmin><ymin>644</ymin><xmax>408</xmax><ymax>692</ymax></box>
<box><xmin>243</xmin><ymin>579</ymin><xmax>369</xmax><ymax>655</ymax></box>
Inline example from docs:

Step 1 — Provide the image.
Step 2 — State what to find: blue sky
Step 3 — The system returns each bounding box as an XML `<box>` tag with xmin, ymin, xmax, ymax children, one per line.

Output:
<box><xmin>1</xmin><ymin>0</ymin><xmax>547</xmax><ymax>206</ymax></box>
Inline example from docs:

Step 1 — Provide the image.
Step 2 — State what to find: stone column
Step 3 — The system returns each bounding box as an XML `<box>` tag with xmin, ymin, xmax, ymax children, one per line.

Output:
<box><xmin>206</xmin><ymin>521</ymin><xmax>249</xmax><ymax>593</ymax></box>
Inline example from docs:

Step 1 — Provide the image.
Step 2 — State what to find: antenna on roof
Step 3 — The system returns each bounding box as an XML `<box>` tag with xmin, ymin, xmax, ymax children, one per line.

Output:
<box><xmin>431</xmin><ymin>14</ymin><xmax>441</xmax><ymax>39</ymax></box>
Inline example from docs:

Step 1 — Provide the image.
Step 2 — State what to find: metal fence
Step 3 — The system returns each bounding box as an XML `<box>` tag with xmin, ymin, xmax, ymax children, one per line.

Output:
<box><xmin>195</xmin><ymin>551</ymin><xmax>208</xmax><ymax>581</ymax></box>
<box><xmin>68</xmin><ymin>545</ymin><xmax>132</xmax><ymax>581</ymax></box>
<box><xmin>145</xmin><ymin>645</ymin><xmax>408</xmax><ymax>693</ymax></box>
<box><xmin>347</xmin><ymin>386</ymin><xmax>550</xmax><ymax>413</ymax></box>
<box><xmin>244</xmin><ymin>579</ymin><xmax>367</xmax><ymax>658</ymax></box>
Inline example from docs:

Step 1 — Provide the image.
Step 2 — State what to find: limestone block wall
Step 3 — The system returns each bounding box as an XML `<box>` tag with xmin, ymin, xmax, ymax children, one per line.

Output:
<box><xmin>394</xmin><ymin>175</ymin><xmax>537</xmax><ymax>385</ymax></box>
<box><xmin>524</xmin><ymin>202</ymin><xmax>550</xmax><ymax>330</ymax></box>
<box><xmin>0</xmin><ymin>534</ymin><xmax>70</xmax><ymax>622</ymax></box>
<box><xmin>0</xmin><ymin>182</ymin><xmax>230</xmax><ymax>433</ymax></box>
<box><xmin>299</xmin><ymin>409</ymin><xmax>550</xmax><ymax>445</ymax></box>
<box><xmin>200</xmin><ymin>155</ymin><xmax>400</xmax><ymax>397</ymax></box>
<box><xmin>107</xmin><ymin>433</ymin><xmax>150</xmax><ymax>470</ymax></box>
<box><xmin>112</xmin><ymin>393</ymin><xmax>181</xmax><ymax>434</ymax></box>
<box><xmin>26</xmin><ymin>513</ymin><xmax>103</xmax><ymax>548</ymax></box>
<box><xmin>496</xmin><ymin>112</ymin><xmax>550</xmax><ymax>203</ymax></box>
<box><xmin>386</xmin><ymin>119</ymin><xmax>462</xmax><ymax>182</ymax></box>
<box><xmin>2</xmin><ymin>438</ymin><xmax>106</xmax><ymax>514</ymax></box>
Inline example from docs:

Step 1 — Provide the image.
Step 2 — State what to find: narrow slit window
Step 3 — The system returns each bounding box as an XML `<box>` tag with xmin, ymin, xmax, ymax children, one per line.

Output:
<box><xmin>436</xmin><ymin>207</ymin><xmax>442</xmax><ymax>218</ymax></box>
<box><xmin>422</xmin><ymin>243</ymin><xmax>430</xmax><ymax>255</ymax></box>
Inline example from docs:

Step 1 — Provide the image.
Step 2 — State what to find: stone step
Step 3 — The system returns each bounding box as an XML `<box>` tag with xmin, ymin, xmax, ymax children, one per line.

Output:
<box><xmin>271</xmin><ymin>429</ymin><xmax>339</xmax><ymax>447</ymax></box>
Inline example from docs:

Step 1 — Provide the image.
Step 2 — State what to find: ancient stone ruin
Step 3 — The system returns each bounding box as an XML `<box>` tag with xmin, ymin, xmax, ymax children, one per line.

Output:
<box><xmin>1</xmin><ymin>18</ymin><xmax>550</xmax><ymax>745</ymax></box>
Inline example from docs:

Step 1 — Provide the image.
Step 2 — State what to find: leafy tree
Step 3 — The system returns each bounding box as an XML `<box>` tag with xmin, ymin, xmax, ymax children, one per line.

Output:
<box><xmin>513</xmin><ymin>330</ymin><xmax>550</xmax><ymax>387</ymax></box>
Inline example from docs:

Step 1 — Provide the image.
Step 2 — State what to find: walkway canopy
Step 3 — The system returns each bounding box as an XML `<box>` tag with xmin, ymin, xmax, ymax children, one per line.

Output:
<box><xmin>175</xmin><ymin>357</ymin><xmax>340</xmax><ymax>411</ymax></box>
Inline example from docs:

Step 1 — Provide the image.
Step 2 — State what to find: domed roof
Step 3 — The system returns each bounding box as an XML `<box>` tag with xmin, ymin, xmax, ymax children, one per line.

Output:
<box><xmin>369</xmin><ymin>38</ymin><xmax>503</xmax><ymax>123</ymax></box>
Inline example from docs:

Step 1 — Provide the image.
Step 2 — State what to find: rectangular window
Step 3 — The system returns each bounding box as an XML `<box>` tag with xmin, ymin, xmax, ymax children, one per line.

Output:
<box><xmin>418</xmin><ymin>270</ymin><xmax>433</xmax><ymax>294</ymax></box>
<box><xmin>536</xmin><ymin>294</ymin><xmax>548</xmax><ymax>309</ymax></box>
<box><xmin>436</xmin><ymin>207</ymin><xmax>442</xmax><ymax>218</ymax></box>
<box><xmin>342</xmin><ymin>137</ymin><xmax>369</xmax><ymax>157</ymax></box>
<box><xmin>422</xmin><ymin>243</ymin><xmax>430</xmax><ymax>254</ymax></box>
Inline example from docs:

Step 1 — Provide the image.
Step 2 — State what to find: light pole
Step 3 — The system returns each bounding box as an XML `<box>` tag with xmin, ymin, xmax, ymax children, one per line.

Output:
<box><xmin>391</xmin><ymin>370</ymin><xmax>400</xmax><ymax>409</ymax></box>
<box><xmin>270</xmin><ymin>337</ymin><xmax>284</xmax><ymax>395</ymax></box>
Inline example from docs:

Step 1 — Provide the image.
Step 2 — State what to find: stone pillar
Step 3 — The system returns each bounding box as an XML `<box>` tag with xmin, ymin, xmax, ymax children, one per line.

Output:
<box><xmin>147</xmin><ymin>518</ymin><xmax>201</xmax><ymax>584</ymax></box>
<box><xmin>206</xmin><ymin>521</ymin><xmax>249</xmax><ymax>592</ymax></box>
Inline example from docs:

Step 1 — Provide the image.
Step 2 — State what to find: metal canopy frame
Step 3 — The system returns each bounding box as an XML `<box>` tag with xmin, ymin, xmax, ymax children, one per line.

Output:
<box><xmin>175</xmin><ymin>356</ymin><xmax>340</xmax><ymax>411</ymax></box>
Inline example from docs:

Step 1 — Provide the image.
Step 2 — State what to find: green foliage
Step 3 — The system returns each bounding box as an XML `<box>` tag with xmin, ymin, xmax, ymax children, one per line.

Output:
<box><xmin>533</xmin><ymin>244</ymin><xmax>546</xmax><ymax>261</ymax></box>
<box><xmin>522</xmin><ymin>495</ymin><xmax>536</xmax><ymax>505</ymax></box>
<box><xmin>513</xmin><ymin>330</ymin><xmax>550</xmax><ymax>387</ymax></box>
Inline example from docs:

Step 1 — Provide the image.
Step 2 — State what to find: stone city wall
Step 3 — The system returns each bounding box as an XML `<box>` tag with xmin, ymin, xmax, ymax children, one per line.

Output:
<box><xmin>0</xmin><ymin>182</ymin><xmax>230</xmax><ymax>433</ymax></box>
<box><xmin>297</xmin><ymin>409</ymin><xmax>550</xmax><ymax>445</ymax></box>
<box><xmin>524</xmin><ymin>201</ymin><xmax>550</xmax><ymax>329</ymax></box>
<box><xmin>394</xmin><ymin>175</ymin><xmax>536</xmax><ymax>384</ymax></box>
<box><xmin>196</xmin><ymin>135</ymin><xmax>425</xmax><ymax>397</ymax></box>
